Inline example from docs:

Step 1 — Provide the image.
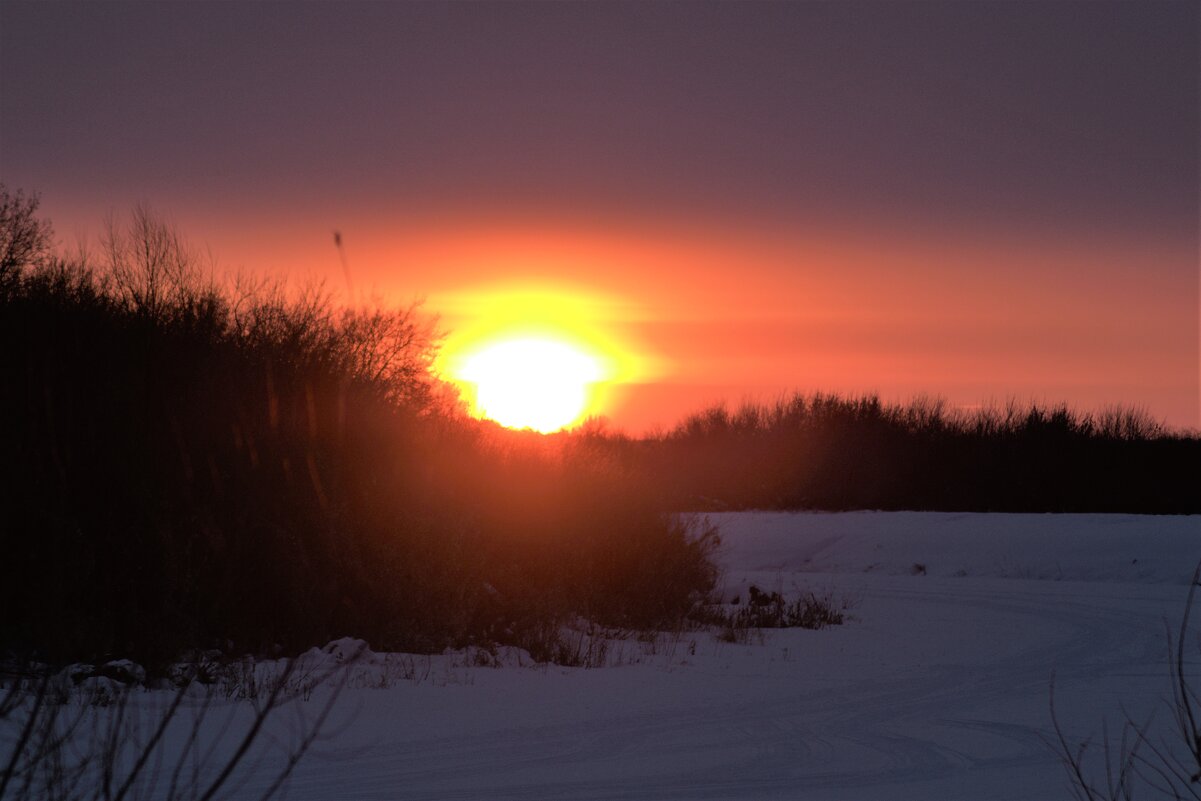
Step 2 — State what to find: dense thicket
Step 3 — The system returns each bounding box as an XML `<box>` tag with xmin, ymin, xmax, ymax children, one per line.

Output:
<box><xmin>0</xmin><ymin>194</ymin><xmax>717</xmax><ymax>666</ymax></box>
<box><xmin>608</xmin><ymin>394</ymin><xmax>1200</xmax><ymax>513</ymax></box>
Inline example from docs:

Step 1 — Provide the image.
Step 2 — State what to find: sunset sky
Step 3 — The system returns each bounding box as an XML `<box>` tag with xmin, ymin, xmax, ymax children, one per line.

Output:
<box><xmin>2</xmin><ymin>1</ymin><xmax>1197</xmax><ymax>431</ymax></box>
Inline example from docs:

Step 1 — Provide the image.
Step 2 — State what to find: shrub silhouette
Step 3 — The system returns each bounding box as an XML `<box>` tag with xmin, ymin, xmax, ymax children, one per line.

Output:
<box><xmin>0</xmin><ymin>197</ymin><xmax>717</xmax><ymax>666</ymax></box>
<box><xmin>615</xmin><ymin>393</ymin><xmax>1198</xmax><ymax>513</ymax></box>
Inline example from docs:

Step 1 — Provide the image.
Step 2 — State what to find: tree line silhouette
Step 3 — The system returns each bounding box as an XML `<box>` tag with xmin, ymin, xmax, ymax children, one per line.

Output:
<box><xmin>596</xmin><ymin>393</ymin><xmax>1199</xmax><ymax>514</ymax></box>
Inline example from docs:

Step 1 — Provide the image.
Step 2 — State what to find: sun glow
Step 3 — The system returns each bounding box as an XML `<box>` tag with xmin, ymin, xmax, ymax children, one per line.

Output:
<box><xmin>459</xmin><ymin>337</ymin><xmax>603</xmax><ymax>432</ymax></box>
<box><xmin>436</xmin><ymin>284</ymin><xmax>654</xmax><ymax>433</ymax></box>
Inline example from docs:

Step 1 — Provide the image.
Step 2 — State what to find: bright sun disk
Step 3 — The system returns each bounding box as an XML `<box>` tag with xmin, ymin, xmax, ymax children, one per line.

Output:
<box><xmin>459</xmin><ymin>338</ymin><xmax>604</xmax><ymax>433</ymax></box>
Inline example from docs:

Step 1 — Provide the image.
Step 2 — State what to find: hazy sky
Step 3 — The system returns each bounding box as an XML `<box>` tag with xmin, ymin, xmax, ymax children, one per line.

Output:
<box><xmin>2</xmin><ymin>1</ymin><xmax>1197</xmax><ymax>429</ymax></box>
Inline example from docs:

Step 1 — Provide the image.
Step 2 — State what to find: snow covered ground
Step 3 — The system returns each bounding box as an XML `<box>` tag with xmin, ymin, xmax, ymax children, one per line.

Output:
<box><xmin>232</xmin><ymin>511</ymin><xmax>1196</xmax><ymax>801</ymax></box>
<box><xmin>14</xmin><ymin>512</ymin><xmax>1201</xmax><ymax>800</ymax></box>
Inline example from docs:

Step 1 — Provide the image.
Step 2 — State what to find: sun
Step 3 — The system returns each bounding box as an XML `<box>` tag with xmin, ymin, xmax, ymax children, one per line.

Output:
<box><xmin>458</xmin><ymin>337</ymin><xmax>604</xmax><ymax>433</ymax></box>
<box><xmin>435</xmin><ymin>284</ymin><xmax>658</xmax><ymax>432</ymax></box>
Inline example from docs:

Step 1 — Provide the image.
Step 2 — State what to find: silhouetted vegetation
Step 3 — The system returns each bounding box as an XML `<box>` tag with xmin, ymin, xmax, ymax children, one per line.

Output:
<box><xmin>0</xmin><ymin>190</ymin><xmax>718</xmax><ymax>667</ymax></box>
<box><xmin>2</xmin><ymin>186</ymin><xmax>1194</xmax><ymax>672</ymax></box>
<box><xmin>602</xmin><ymin>394</ymin><xmax>1199</xmax><ymax>513</ymax></box>
<box><xmin>711</xmin><ymin>585</ymin><xmax>847</xmax><ymax>644</ymax></box>
<box><xmin>0</xmin><ymin>184</ymin><xmax>53</xmax><ymax>291</ymax></box>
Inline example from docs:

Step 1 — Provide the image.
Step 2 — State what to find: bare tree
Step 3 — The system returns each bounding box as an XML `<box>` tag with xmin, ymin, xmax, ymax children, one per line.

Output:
<box><xmin>0</xmin><ymin>184</ymin><xmax>54</xmax><ymax>287</ymax></box>
<box><xmin>336</xmin><ymin>301</ymin><xmax>441</xmax><ymax>406</ymax></box>
<box><xmin>102</xmin><ymin>204</ymin><xmax>204</xmax><ymax>319</ymax></box>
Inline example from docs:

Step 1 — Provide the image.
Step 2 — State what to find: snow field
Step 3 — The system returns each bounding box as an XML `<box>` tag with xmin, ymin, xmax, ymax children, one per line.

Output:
<box><xmin>260</xmin><ymin>512</ymin><xmax>1201</xmax><ymax>800</ymax></box>
<box><xmin>9</xmin><ymin>512</ymin><xmax>1200</xmax><ymax>800</ymax></box>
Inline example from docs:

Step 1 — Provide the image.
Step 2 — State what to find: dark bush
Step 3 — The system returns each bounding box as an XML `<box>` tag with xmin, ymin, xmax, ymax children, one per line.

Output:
<box><xmin>0</xmin><ymin>199</ymin><xmax>717</xmax><ymax>666</ymax></box>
